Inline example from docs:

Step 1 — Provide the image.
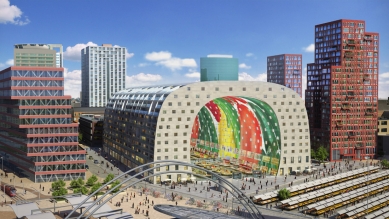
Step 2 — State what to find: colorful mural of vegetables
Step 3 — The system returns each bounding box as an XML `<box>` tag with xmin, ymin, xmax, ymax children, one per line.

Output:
<box><xmin>190</xmin><ymin>96</ymin><xmax>281</xmax><ymax>175</ymax></box>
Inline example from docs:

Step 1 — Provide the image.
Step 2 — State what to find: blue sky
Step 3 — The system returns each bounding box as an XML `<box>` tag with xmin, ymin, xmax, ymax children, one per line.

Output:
<box><xmin>0</xmin><ymin>0</ymin><xmax>388</xmax><ymax>98</ymax></box>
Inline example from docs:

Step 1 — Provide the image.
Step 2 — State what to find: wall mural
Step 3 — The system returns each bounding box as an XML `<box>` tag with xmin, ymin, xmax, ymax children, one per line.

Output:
<box><xmin>190</xmin><ymin>96</ymin><xmax>281</xmax><ymax>175</ymax></box>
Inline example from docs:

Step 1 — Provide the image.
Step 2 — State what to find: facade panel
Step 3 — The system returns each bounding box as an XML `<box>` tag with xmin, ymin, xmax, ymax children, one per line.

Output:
<box><xmin>200</xmin><ymin>55</ymin><xmax>238</xmax><ymax>81</ymax></box>
<box><xmin>0</xmin><ymin>66</ymin><xmax>86</xmax><ymax>182</ymax></box>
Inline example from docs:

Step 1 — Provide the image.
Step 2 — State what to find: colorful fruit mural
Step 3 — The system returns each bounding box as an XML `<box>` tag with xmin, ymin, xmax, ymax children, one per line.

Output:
<box><xmin>190</xmin><ymin>96</ymin><xmax>281</xmax><ymax>175</ymax></box>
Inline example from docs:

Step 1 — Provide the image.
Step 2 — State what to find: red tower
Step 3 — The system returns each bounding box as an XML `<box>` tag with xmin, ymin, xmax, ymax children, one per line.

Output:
<box><xmin>305</xmin><ymin>19</ymin><xmax>379</xmax><ymax>161</ymax></box>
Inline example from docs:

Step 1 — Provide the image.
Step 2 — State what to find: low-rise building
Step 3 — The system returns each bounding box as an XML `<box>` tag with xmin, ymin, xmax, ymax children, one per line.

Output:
<box><xmin>71</xmin><ymin>107</ymin><xmax>105</xmax><ymax>123</ymax></box>
<box><xmin>79</xmin><ymin>115</ymin><xmax>104</xmax><ymax>147</ymax></box>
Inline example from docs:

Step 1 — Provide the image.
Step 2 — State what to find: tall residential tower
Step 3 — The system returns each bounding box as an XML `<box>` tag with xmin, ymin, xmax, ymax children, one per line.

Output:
<box><xmin>81</xmin><ymin>44</ymin><xmax>126</xmax><ymax>107</ymax></box>
<box><xmin>267</xmin><ymin>54</ymin><xmax>303</xmax><ymax>97</ymax></box>
<box><xmin>305</xmin><ymin>19</ymin><xmax>379</xmax><ymax>161</ymax></box>
<box><xmin>14</xmin><ymin>44</ymin><xmax>63</xmax><ymax>68</ymax></box>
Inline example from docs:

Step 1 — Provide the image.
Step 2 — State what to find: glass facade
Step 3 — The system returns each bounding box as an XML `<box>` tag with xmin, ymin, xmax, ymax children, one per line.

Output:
<box><xmin>0</xmin><ymin>67</ymin><xmax>85</xmax><ymax>182</ymax></box>
<box><xmin>200</xmin><ymin>56</ymin><xmax>238</xmax><ymax>81</ymax></box>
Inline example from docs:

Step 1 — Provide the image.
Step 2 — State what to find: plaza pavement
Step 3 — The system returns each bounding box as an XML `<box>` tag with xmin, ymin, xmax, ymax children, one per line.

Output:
<box><xmin>0</xmin><ymin>146</ymin><xmax>383</xmax><ymax>219</ymax></box>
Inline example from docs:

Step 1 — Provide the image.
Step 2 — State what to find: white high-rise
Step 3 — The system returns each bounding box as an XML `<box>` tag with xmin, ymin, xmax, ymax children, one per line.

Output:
<box><xmin>81</xmin><ymin>44</ymin><xmax>126</xmax><ymax>107</ymax></box>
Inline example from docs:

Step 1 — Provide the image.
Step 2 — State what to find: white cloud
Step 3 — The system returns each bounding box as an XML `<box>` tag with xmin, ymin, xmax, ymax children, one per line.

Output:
<box><xmin>239</xmin><ymin>63</ymin><xmax>251</xmax><ymax>69</ymax></box>
<box><xmin>126</xmin><ymin>73</ymin><xmax>162</xmax><ymax>87</ymax></box>
<box><xmin>246</xmin><ymin>53</ymin><xmax>254</xmax><ymax>57</ymax></box>
<box><xmin>379</xmin><ymin>72</ymin><xmax>389</xmax><ymax>99</ymax></box>
<box><xmin>0</xmin><ymin>0</ymin><xmax>29</xmax><ymax>25</ymax></box>
<box><xmin>64</xmin><ymin>42</ymin><xmax>134</xmax><ymax>61</ymax></box>
<box><xmin>64</xmin><ymin>42</ymin><xmax>97</xmax><ymax>61</ymax></box>
<box><xmin>185</xmin><ymin>72</ymin><xmax>200</xmax><ymax>78</ymax></box>
<box><xmin>0</xmin><ymin>58</ymin><xmax>13</xmax><ymax>68</ymax></box>
<box><xmin>63</xmin><ymin>68</ymin><xmax>81</xmax><ymax>98</ymax></box>
<box><xmin>238</xmin><ymin>72</ymin><xmax>267</xmax><ymax>82</ymax></box>
<box><xmin>145</xmin><ymin>51</ymin><xmax>172</xmax><ymax>61</ymax></box>
<box><xmin>145</xmin><ymin>51</ymin><xmax>197</xmax><ymax>71</ymax></box>
<box><xmin>6</xmin><ymin>59</ymin><xmax>13</xmax><ymax>65</ymax></box>
<box><xmin>303</xmin><ymin>43</ymin><xmax>315</xmax><ymax>52</ymax></box>
<box><xmin>138</xmin><ymin>63</ymin><xmax>149</xmax><ymax>67</ymax></box>
<box><xmin>156</xmin><ymin>57</ymin><xmax>197</xmax><ymax>71</ymax></box>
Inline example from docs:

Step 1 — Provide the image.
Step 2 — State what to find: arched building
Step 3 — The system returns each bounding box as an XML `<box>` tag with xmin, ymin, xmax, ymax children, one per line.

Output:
<box><xmin>103</xmin><ymin>81</ymin><xmax>311</xmax><ymax>183</ymax></box>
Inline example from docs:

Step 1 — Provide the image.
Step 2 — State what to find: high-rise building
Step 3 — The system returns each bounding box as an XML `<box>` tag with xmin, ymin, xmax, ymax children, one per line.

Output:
<box><xmin>267</xmin><ymin>54</ymin><xmax>303</xmax><ymax>96</ymax></box>
<box><xmin>81</xmin><ymin>44</ymin><xmax>126</xmax><ymax>107</ymax></box>
<box><xmin>0</xmin><ymin>66</ymin><xmax>85</xmax><ymax>182</ymax></box>
<box><xmin>305</xmin><ymin>19</ymin><xmax>379</xmax><ymax>161</ymax></box>
<box><xmin>14</xmin><ymin>44</ymin><xmax>63</xmax><ymax>68</ymax></box>
<box><xmin>200</xmin><ymin>55</ymin><xmax>238</xmax><ymax>81</ymax></box>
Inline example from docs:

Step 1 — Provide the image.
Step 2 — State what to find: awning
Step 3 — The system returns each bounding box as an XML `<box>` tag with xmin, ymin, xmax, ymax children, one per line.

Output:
<box><xmin>9</xmin><ymin>202</ymin><xmax>41</xmax><ymax>218</ymax></box>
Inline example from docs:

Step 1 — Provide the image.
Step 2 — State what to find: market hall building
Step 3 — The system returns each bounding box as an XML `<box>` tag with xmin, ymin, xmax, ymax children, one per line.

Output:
<box><xmin>103</xmin><ymin>81</ymin><xmax>311</xmax><ymax>183</ymax></box>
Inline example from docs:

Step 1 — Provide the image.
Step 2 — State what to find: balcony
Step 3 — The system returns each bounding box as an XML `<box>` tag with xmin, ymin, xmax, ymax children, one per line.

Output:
<box><xmin>347</xmin><ymin>40</ymin><xmax>356</xmax><ymax>45</ymax></box>
<box><xmin>336</xmin><ymin>120</ymin><xmax>343</xmax><ymax>127</ymax></box>
<box><xmin>363</xmin><ymin>74</ymin><xmax>370</xmax><ymax>81</ymax></box>
<box><xmin>348</xmin><ymin>132</ymin><xmax>356</xmax><ymax>138</ymax></box>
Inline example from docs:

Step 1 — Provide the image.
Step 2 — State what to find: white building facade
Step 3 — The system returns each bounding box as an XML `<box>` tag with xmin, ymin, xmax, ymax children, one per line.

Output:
<box><xmin>81</xmin><ymin>44</ymin><xmax>126</xmax><ymax>107</ymax></box>
<box><xmin>104</xmin><ymin>81</ymin><xmax>311</xmax><ymax>183</ymax></box>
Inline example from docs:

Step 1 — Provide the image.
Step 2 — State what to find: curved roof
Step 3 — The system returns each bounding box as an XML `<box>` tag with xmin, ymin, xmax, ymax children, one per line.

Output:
<box><xmin>107</xmin><ymin>84</ymin><xmax>187</xmax><ymax>116</ymax></box>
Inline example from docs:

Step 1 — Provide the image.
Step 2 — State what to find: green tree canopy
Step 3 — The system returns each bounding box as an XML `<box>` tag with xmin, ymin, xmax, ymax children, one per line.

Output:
<box><xmin>86</xmin><ymin>175</ymin><xmax>98</xmax><ymax>186</ymax></box>
<box><xmin>316</xmin><ymin>146</ymin><xmax>329</xmax><ymax>163</ymax></box>
<box><xmin>311</xmin><ymin>150</ymin><xmax>316</xmax><ymax>160</ymax></box>
<box><xmin>89</xmin><ymin>182</ymin><xmax>103</xmax><ymax>195</ymax></box>
<box><xmin>104</xmin><ymin>173</ymin><xmax>115</xmax><ymax>184</ymax></box>
<box><xmin>70</xmin><ymin>178</ymin><xmax>85</xmax><ymax>188</ymax></box>
<box><xmin>74</xmin><ymin>186</ymin><xmax>89</xmax><ymax>195</ymax></box>
<box><xmin>278</xmin><ymin>188</ymin><xmax>291</xmax><ymax>200</ymax></box>
<box><xmin>382</xmin><ymin>159</ymin><xmax>389</xmax><ymax>168</ymax></box>
<box><xmin>51</xmin><ymin>179</ymin><xmax>68</xmax><ymax>197</ymax></box>
<box><xmin>110</xmin><ymin>180</ymin><xmax>121</xmax><ymax>193</ymax></box>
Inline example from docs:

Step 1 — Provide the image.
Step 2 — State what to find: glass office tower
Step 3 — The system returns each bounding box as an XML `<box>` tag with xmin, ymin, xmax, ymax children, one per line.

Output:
<box><xmin>200</xmin><ymin>55</ymin><xmax>238</xmax><ymax>81</ymax></box>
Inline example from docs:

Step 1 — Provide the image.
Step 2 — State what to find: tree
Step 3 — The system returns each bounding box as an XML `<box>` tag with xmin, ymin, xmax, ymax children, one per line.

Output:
<box><xmin>315</xmin><ymin>146</ymin><xmax>329</xmax><ymax>163</ymax></box>
<box><xmin>104</xmin><ymin>173</ymin><xmax>115</xmax><ymax>184</ymax></box>
<box><xmin>86</xmin><ymin>175</ymin><xmax>98</xmax><ymax>187</ymax></box>
<box><xmin>52</xmin><ymin>179</ymin><xmax>68</xmax><ymax>197</ymax></box>
<box><xmin>382</xmin><ymin>159</ymin><xmax>389</xmax><ymax>169</ymax></box>
<box><xmin>110</xmin><ymin>180</ymin><xmax>121</xmax><ymax>193</ymax></box>
<box><xmin>70</xmin><ymin>178</ymin><xmax>85</xmax><ymax>188</ymax></box>
<box><xmin>89</xmin><ymin>182</ymin><xmax>103</xmax><ymax>195</ymax></box>
<box><xmin>311</xmin><ymin>149</ymin><xmax>316</xmax><ymax>160</ymax></box>
<box><xmin>74</xmin><ymin>186</ymin><xmax>89</xmax><ymax>195</ymax></box>
<box><xmin>278</xmin><ymin>188</ymin><xmax>291</xmax><ymax>200</ymax></box>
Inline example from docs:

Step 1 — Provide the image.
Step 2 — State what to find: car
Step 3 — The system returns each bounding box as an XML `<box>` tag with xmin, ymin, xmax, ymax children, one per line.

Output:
<box><xmin>94</xmin><ymin>160</ymin><xmax>99</xmax><ymax>164</ymax></box>
<box><xmin>85</xmin><ymin>165</ymin><xmax>89</xmax><ymax>169</ymax></box>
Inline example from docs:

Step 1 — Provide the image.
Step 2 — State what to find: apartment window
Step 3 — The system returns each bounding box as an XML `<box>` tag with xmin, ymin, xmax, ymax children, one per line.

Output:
<box><xmin>201</xmin><ymin>87</ymin><xmax>205</xmax><ymax>91</ymax></box>
<box><xmin>175</xmin><ymin>165</ymin><xmax>179</xmax><ymax>170</ymax></box>
<box><xmin>183</xmin><ymin>132</ymin><xmax>187</xmax><ymax>136</ymax></box>
<box><xmin>166</xmin><ymin>125</ymin><xmax>170</xmax><ymax>129</ymax></box>
<box><xmin>178</xmin><ymin>118</ymin><xmax>181</xmax><ymax>121</ymax></box>
<box><xmin>157</xmin><ymin>141</ymin><xmax>161</xmax><ymax>145</ymax></box>
<box><xmin>207</xmin><ymin>95</ymin><xmax>210</xmax><ymax>98</ymax></box>
<box><xmin>172</xmin><ymin>110</ymin><xmax>176</xmax><ymax>114</ymax></box>
<box><xmin>187</xmin><ymin>87</ymin><xmax>191</xmax><ymax>91</ymax></box>
<box><xmin>159</xmin><ymin>126</ymin><xmax>163</xmax><ymax>129</ymax></box>
<box><xmin>183</xmin><ymin>140</ymin><xmax>187</xmax><ymax>143</ymax></box>
<box><xmin>284</xmin><ymin>150</ymin><xmax>287</xmax><ymax>154</ymax></box>
<box><xmin>178</xmin><ymin>102</ymin><xmax>181</xmax><ymax>106</ymax></box>
<box><xmin>183</xmin><ymin>147</ymin><xmax>187</xmax><ymax>151</ymax></box>
<box><xmin>229</xmin><ymin>87</ymin><xmax>233</xmax><ymax>91</ymax></box>
<box><xmin>157</xmin><ymin>149</ymin><xmax>161</xmax><ymax>152</ymax></box>
<box><xmin>176</xmin><ymin>125</ymin><xmax>180</xmax><ymax>128</ymax></box>
<box><xmin>196</xmin><ymin>95</ymin><xmax>200</xmax><ymax>98</ymax></box>
<box><xmin>164</xmin><ymin>141</ymin><xmax>169</xmax><ymax>144</ymax></box>
<box><xmin>256</xmin><ymin>88</ymin><xmax>259</xmax><ymax>91</ymax></box>
<box><xmin>163</xmin><ymin>110</ymin><xmax>166</xmax><ymax>114</ymax></box>
<box><xmin>165</xmin><ymin>133</ymin><xmax>169</xmax><ymax>137</ymax></box>
<box><xmin>291</xmin><ymin>157</ymin><xmax>294</xmax><ymax>163</ymax></box>
<box><xmin>185</xmin><ymin>95</ymin><xmax>189</xmax><ymax>98</ymax></box>
<box><xmin>283</xmin><ymin>157</ymin><xmax>286</xmax><ymax>164</ymax></box>
<box><xmin>190</xmin><ymin>110</ymin><xmax>194</xmax><ymax>113</ymax></box>
<box><xmin>165</xmin><ymin>148</ymin><xmax>169</xmax><ymax>152</ymax></box>
<box><xmin>269</xmin><ymin>88</ymin><xmax>272</xmax><ymax>91</ymax></box>
<box><xmin>243</xmin><ymin>87</ymin><xmax>246</xmax><ymax>91</ymax></box>
<box><xmin>157</xmin><ymin>133</ymin><xmax>161</xmax><ymax>137</ymax></box>
<box><xmin>157</xmin><ymin>156</ymin><xmax>161</xmax><ymax>160</ymax></box>
<box><xmin>166</xmin><ymin>165</ymin><xmax>169</xmax><ymax>170</ymax></box>
<box><xmin>184</xmin><ymin>166</ymin><xmax>188</xmax><ymax>170</ymax></box>
<box><xmin>283</xmin><ymin>95</ymin><xmax>286</xmax><ymax>98</ymax></box>
<box><xmin>168</xmin><ymin>102</ymin><xmax>172</xmax><ymax>106</ymax></box>
<box><xmin>174</xmin><ymin>95</ymin><xmax>178</xmax><ymax>98</ymax></box>
<box><xmin>181</xmin><ymin>110</ymin><xmax>185</xmax><ymax>113</ymax></box>
<box><xmin>187</xmin><ymin>102</ymin><xmax>190</xmax><ymax>106</ymax></box>
<box><xmin>264</xmin><ymin>95</ymin><xmax>267</xmax><ymax>98</ymax></box>
<box><xmin>174</xmin><ymin>140</ymin><xmax>178</xmax><ymax>144</ymax></box>
<box><xmin>161</xmin><ymin>118</ymin><xmax>165</xmax><ymax>122</ymax></box>
<box><xmin>306</xmin><ymin>156</ymin><xmax>309</xmax><ymax>163</ymax></box>
<box><xmin>156</xmin><ymin>164</ymin><xmax>160</xmax><ymax>171</ymax></box>
<box><xmin>284</xmin><ymin>143</ymin><xmax>287</xmax><ymax>147</ymax></box>
<box><xmin>215</xmin><ymin>87</ymin><xmax>219</xmax><ymax>91</ymax></box>
<box><xmin>183</xmin><ymin>155</ymin><xmax>187</xmax><ymax>159</ymax></box>
<box><xmin>168</xmin><ymin>118</ymin><xmax>172</xmax><ymax>121</ymax></box>
<box><xmin>174</xmin><ymin>155</ymin><xmax>178</xmax><ymax>159</ymax></box>
<box><xmin>196</xmin><ymin>102</ymin><xmax>200</xmax><ymax>106</ymax></box>
<box><xmin>187</xmin><ymin>117</ymin><xmax>191</xmax><ymax>121</ymax></box>
<box><xmin>298</xmin><ymin>156</ymin><xmax>301</xmax><ymax>163</ymax></box>
<box><xmin>291</xmin><ymin>150</ymin><xmax>295</xmax><ymax>153</ymax></box>
<box><xmin>273</xmin><ymin>95</ymin><xmax>277</xmax><ymax>98</ymax></box>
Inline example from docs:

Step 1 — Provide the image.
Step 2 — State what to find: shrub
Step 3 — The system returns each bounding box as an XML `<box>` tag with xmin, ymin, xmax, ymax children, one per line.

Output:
<box><xmin>278</xmin><ymin>188</ymin><xmax>291</xmax><ymax>200</ymax></box>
